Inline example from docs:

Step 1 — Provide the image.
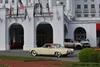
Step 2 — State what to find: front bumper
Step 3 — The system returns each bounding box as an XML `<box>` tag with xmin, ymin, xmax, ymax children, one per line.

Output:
<box><xmin>66</xmin><ymin>49</ymin><xmax>74</xmax><ymax>55</ymax></box>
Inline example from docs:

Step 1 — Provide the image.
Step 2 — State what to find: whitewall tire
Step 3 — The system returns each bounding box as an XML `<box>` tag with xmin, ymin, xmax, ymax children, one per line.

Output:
<box><xmin>31</xmin><ymin>50</ymin><xmax>37</xmax><ymax>56</ymax></box>
<box><xmin>55</xmin><ymin>52</ymin><xmax>61</xmax><ymax>58</ymax></box>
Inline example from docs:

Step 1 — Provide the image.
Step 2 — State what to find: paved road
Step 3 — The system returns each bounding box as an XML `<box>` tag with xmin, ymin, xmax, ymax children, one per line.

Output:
<box><xmin>0</xmin><ymin>50</ymin><xmax>80</xmax><ymax>62</ymax></box>
<box><xmin>0</xmin><ymin>50</ymin><xmax>31</xmax><ymax>56</ymax></box>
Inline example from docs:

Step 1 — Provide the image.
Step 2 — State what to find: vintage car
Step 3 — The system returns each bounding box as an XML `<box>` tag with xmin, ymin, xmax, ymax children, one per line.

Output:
<box><xmin>30</xmin><ymin>43</ymin><xmax>74</xmax><ymax>58</ymax></box>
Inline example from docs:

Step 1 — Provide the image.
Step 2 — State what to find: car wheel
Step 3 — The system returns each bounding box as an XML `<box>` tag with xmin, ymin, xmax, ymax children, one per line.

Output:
<box><xmin>31</xmin><ymin>50</ymin><xmax>37</xmax><ymax>56</ymax></box>
<box><xmin>55</xmin><ymin>52</ymin><xmax>61</xmax><ymax>58</ymax></box>
<box><xmin>76</xmin><ymin>45</ymin><xmax>82</xmax><ymax>49</ymax></box>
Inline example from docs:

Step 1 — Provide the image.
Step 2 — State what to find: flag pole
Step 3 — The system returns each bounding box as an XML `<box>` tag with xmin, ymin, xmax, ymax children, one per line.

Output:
<box><xmin>24</xmin><ymin>7</ymin><xmax>28</xmax><ymax>19</ymax></box>
<box><xmin>38</xmin><ymin>0</ymin><xmax>42</xmax><ymax>15</ymax></box>
<box><xmin>9</xmin><ymin>3</ymin><xmax>12</xmax><ymax>17</ymax></box>
<box><xmin>26</xmin><ymin>0</ymin><xmax>28</xmax><ymax>6</ymax></box>
<box><xmin>47</xmin><ymin>0</ymin><xmax>50</xmax><ymax>15</ymax></box>
<box><xmin>16</xmin><ymin>0</ymin><xmax>19</xmax><ymax>16</ymax></box>
<box><xmin>33</xmin><ymin>0</ymin><xmax>36</xmax><ymax>17</ymax></box>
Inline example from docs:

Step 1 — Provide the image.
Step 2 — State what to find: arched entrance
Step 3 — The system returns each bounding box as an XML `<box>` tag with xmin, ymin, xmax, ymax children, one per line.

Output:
<box><xmin>36</xmin><ymin>23</ymin><xmax>53</xmax><ymax>47</ymax></box>
<box><xmin>96</xmin><ymin>24</ymin><xmax>100</xmax><ymax>47</ymax></box>
<box><xmin>9</xmin><ymin>23</ymin><xmax>24</xmax><ymax>49</ymax></box>
<box><xmin>74</xmin><ymin>27</ymin><xmax>86</xmax><ymax>41</ymax></box>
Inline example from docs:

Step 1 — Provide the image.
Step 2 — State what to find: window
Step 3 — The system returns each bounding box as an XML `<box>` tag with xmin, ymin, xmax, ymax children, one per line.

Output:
<box><xmin>84</xmin><ymin>4</ymin><xmax>88</xmax><ymax>9</ymax></box>
<box><xmin>91</xmin><ymin>14</ymin><xmax>95</xmax><ymax>17</ymax></box>
<box><xmin>91</xmin><ymin>0</ymin><xmax>94</xmax><ymax>2</ymax></box>
<box><xmin>0</xmin><ymin>0</ymin><xmax>3</xmax><ymax>3</ymax></box>
<box><xmin>84</xmin><ymin>14</ymin><xmax>88</xmax><ymax>17</ymax></box>
<box><xmin>74</xmin><ymin>27</ymin><xmax>86</xmax><ymax>41</ymax></box>
<box><xmin>84</xmin><ymin>4</ymin><xmax>88</xmax><ymax>13</ymax></box>
<box><xmin>76</xmin><ymin>14</ymin><xmax>81</xmax><ymax>17</ymax></box>
<box><xmin>84</xmin><ymin>0</ymin><xmax>87</xmax><ymax>2</ymax></box>
<box><xmin>77</xmin><ymin>4</ymin><xmax>81</xmax><ymax>9</ymax></box>
<box><xmin>5</xmin><ymin>0</ymin><xmax>8</xmax><ymax>4</ymax></box>
<box><xmin>29</xmin><ymin>0</ymin><xmax>31</xmax><ymax>3</ymax></box>
<box><xmin>12</xmin><ymin>0</ymin><xmax>14</xmax><ymax>3</ymax></box>
<box><xmin>91</xmin><ymin>4</ymin><xmax>95</xmax><ymax>8</ymax></box>
<box><xmin>99</xmin><ymin>4</ymin><xmax>100</xmax><ymax>8</ymax></box>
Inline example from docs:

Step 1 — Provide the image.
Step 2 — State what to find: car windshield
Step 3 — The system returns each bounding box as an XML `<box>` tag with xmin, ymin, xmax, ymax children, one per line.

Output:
<box><xmin>53</xmin><ymin>44</ymin><xmax>62</xmax><ymax>48</ymax></box>
<box><xmin>81</xmin><ymin>39</ymin><xmax>89</xmax><ymax>41</ymax></box>
<box><xmin>43</xmin><ymin>43</ymin><xmax>62</xmax><ymax>48</ymax></box>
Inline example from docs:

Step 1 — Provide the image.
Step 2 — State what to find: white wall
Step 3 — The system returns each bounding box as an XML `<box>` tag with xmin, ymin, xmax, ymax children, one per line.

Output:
<box><xmin>35</xmin><ymin>5</ymin><xmax>64</xmax><ymax>47</ymax></box>
<box><xmin>74</xmin><ymin>0</ymin><xmax>100</xmax><ymax>18</ymax></box>
<box><xmin>6</xmin><ymin>6</ymin><xmax>35</xmax><ymax>50</ymax></box>
<box><xmin>0</xmin><ymin>8</ymin><xmax>6</xmax><ymax>50</ymax></box>
<box><xmin>23</xmin><ymin>6</ymin><xmax>35</xmax><ymax>50</ymax></box>
<box><xmin>68</xmin><ymin>22</ymin><xmax>97</xmax><ymax>47</ymax></box>
<box><xmin>6</xmin><ymin>5</ymin><xmax>64</xmax><ymax>50</ymax></box>
<box><xmin>65</xmin><ymin>0</ymin><xmax>75</xmax><ymax>19</ymax></box>
<box><xmin>52</xmin><ymin>5</ymin><xmax>64</xmax><ymax>47</ymax></box>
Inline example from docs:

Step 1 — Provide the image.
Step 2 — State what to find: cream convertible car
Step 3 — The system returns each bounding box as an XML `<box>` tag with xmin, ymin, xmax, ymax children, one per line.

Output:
<box><xmin>30</xmin><ymin>43</ymin><xmax>74</xmax><ymax>58</ymax></box>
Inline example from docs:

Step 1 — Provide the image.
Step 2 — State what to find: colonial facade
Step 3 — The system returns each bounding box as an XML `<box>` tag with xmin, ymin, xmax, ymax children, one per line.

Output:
<box><xmin>67</xmin><ymin>0</ymin><xmax>100</xmax><ymax>47</ymax></box>
<box><xmin>0</xmin><ymin>0</ymin><xmax>65</xmax><ymax>50</ymax></box>
<box><xmin>0</xmin><ymin>0</ymin><xmax>100</xmax><ymax>50</ymax></box>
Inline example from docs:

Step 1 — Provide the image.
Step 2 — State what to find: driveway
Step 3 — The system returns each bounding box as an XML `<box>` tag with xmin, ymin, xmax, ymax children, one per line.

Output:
<box><xmin>0</xmin><ymin>50</ymin><xmax>80</xmax><ymax>62</ymax></box>
<box><xmin>34</xmin><ymin>50</ymin><xmax>80</xmax><ymax>62</ymax></box>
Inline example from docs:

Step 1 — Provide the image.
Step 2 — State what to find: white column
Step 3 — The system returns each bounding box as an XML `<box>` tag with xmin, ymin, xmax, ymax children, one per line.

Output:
<box><xmin>0</xmin><ymin>8</ymin><xmax>6</xmax><ymax>50</ymax></box>
<box><xmin>23</xmin><ymin>6</ymin><xmax>35</xmax><ymax>50</ymax></box>
<box><xmin>49</xmin><ymin>0</ymin><xmax>52</xmax><ymax>8</ymax></box>
<box><xmin>52</xmin><ymin>5</ymin><xmax>64</xmax><ymax>47</ymax></box>
<box><xmin>65</xmin><ymin>0</ymin><xmax>75</xmax><ymax>19</ymax></box>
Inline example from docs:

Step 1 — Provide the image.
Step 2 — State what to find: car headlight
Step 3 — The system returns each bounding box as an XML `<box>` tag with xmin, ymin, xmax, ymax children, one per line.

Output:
<box><xmin>69</xmin><ymin>49</ymin><xmax>74</xmax><ymax>53</ymax></box>
<box><xmin>71</xmin><ymin>49</ymin><xmax>74</xmax><ymax>52</ymax></box>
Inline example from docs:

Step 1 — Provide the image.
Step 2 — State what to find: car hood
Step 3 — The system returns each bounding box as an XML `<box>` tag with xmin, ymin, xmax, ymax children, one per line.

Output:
<box><xmin>81</xmin><ymin>41</ymin><xmax>89</xmax><ymax>43</ymax></box>
<box><xmin>31</xmin><ymin>47</ymin><xmax>74</xmax><ymax>52</ymax></box>
<box><xmin>56</xmin><ymin>48</ymin><xmax>74</xmax><ymax>51</ymax></box>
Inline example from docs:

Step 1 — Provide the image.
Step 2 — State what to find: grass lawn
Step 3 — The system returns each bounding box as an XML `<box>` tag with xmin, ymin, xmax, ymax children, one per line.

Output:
<box><xmin>0</xmin><ymin>64</ymin><xmax>9</xmax><ymax>67</ymax></box>
<box><xmin>63</xmin><ymin>62</ymin><xmax>100</xmax><ymax>67</ymax></box>
<box><xmin>0</xmin><ymin>55</ymin><xmax>56</xmax><ymax>61</ymax></box>
<box><xmin>0</xmin><ymin>55</ymin><xmax>37</xmax><ymax>61</ymax></box>
<box><xmin>0</xmin><ymin>55</ymin><xmax>100</xmax><ymax>67</ymax></box>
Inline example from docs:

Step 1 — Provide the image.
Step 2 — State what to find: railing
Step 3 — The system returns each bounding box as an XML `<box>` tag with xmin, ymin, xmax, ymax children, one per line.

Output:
<box><xmin>83</xmin><ymin>9</ymin><xmax>89</xmax><ymax>13</ymax></box>
<box><xmin>75</xmin><ymin>9</ymin><xmax>82</xmax><ymax>13</ymax></box>
<box><xmin>90</xmin><ymin>8</ymin><xmax>96</xmax><ymax>13</ymax></box>
<box><xmin>6</xmin><ymin>8</ymin><xmax>25</xmax><ymax>18</ymax></box>
<box><xmin>34</xmin><ymin>8</ymin><xmax>53</xmax><ymax>17</ymax></box>
<box><xmin>75</xmin><ymin>12</ymin><xmax>100</xmax><ymax>18</ymax></box>
<box><xmin>6</xmin><ymin>8</ymin><xmax>53</xmax><ymax>18</ymax></box>
<box><xmin>34</xmin><ymin>12</ymin><xmax>53</xmax><ymax>17</ymax></box>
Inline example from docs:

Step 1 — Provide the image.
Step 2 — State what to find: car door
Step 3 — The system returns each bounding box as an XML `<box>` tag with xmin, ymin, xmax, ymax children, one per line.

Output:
<box><xmin>37</xmin><ymin>48</ymin><xmax>49</xmax><ymax>55</ymax></box>
<box><xmin>48</xmin><ymin>48</ymin><xmax>56</xmax><ymax>55</ymax></box>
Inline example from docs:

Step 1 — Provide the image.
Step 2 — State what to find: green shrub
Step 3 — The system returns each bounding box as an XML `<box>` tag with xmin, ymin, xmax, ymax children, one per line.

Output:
<box><xmin>95</xmin><ymin>50</ymin><xmax>100</xmax><ymax>62</ymax></box>
<box><xmin>0</xmin><ymin>64</ymin><xmax>10</xmax><ymax>67</ymax></box>
<box><xmin>79</xmin><ymin>48</ymin><xmax>98</xmax><ymax>62</ymax></box>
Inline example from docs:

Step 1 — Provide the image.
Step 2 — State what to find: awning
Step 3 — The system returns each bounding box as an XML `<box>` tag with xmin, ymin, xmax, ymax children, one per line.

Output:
<box><xmin>96</xmin><ymin>24</ymin><xmax>100</xmax><ymax>31</ymax></box>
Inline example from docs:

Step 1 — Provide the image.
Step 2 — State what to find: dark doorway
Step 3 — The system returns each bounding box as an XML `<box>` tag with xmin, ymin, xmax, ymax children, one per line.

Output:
<box><xmin>74</xmin><ymin>27</ymin><xmax>86</xmax><ymax>41</ymax></box>
<box><xmin>36</xmin><ymin>23</ymin><xmax>53</xmax><ymax>47</ymax></box>
<box><xmin>97</xmin><ymin>31</ymin><xmax>100</xmax><ymax>47</ymax></box>
<box><xmin>64</xmin><ymin>24</ymin><xmax>68</xmax><ymax>39</ymax></box>
<box><xmin>9</xmin><ymin>24</ymin><xmax>24</xmax><ymax>49</ymax></box>
<box><xmin>96</xmin><ymin>24</ymin><xmax>100</xmax><ymax>47</ymax></box>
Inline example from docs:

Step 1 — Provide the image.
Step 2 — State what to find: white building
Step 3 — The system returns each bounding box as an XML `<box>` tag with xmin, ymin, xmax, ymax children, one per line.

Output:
<box><xmin>67</xmin><ymin>0</ymin><xmax>100</xmax><ymax>48</ymax></box>
<box><xmin>0</xmin><ymin>0</ymin><xmax>99</xmax><ymax>50</ymax></box>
